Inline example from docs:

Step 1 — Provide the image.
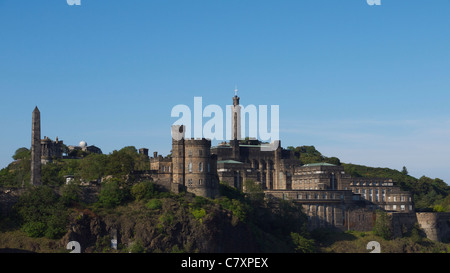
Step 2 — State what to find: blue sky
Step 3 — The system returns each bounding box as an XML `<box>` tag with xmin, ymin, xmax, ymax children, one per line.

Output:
<box><xmin>0</xmin><ymin>0</ymin><xmax>449</xmax><ymax>183</ymax></box>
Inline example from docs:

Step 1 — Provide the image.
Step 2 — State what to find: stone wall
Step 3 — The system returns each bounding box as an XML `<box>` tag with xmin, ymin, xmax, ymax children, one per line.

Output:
<box><xmin>388</xmin><ymin>212</ymin><xmax>418</xmax><ymax>238</ymax></box>
<box><xmin>416</xmin><ymin>212</ymin><xmax>450</xmax><ymax>242</ymax></box>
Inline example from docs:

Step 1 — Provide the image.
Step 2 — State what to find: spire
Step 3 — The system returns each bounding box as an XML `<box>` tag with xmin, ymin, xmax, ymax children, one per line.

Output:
<box><xmin>233</xmin><ymin>86</ymin><xmax>240</xmax><ymax>106</ymax></box>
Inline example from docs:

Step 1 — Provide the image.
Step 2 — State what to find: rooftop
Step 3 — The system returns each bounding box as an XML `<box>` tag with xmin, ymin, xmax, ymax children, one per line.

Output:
<box><xmin>302</xmin><ymin>163</ymin><xmax>337</xmax><ymax>167</ymax></box>
<box><xmin>217</xmin><ymin>160</ymin><xmax>244</xmax><ymax>164</ymax></box>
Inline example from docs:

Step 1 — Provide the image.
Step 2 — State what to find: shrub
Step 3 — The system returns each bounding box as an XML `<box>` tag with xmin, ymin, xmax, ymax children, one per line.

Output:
<box><xmin>146</xmin><ymin>199</ymin><xmax>162</xmax><ymax>210</ymax></box>
<box><xmin>131</xmin><ymin>180</ymin><xmax>156</xmax><ymax>201</ymax></box>
<box><xmin>60</xmin><ymin>182</ymin><xmax>81</xmax><ymax>206</ymax></box>
<box><xmin>14</xmin><ymin>186</ymin><xmax>69</xmax><ymax>239</ymax></box>
<box><xmin>190</xmin><ymin>208</ymin><xmax>206</xmax><ymax>222</ymax></box>
<box><xmin>128</xmin><ymin>240</ymin><xmax>145</xmax><ymax>253</ymax></box>
<box><xmin>373</xmin><ymin>210</ymin><xmax>392</xmax><ymax>240</ymax></box>
<box><xmin>22</xmin><ymin>221</ymin><xmax>46</xmax><ymax>238</ymax></box>
<box><xmin>291</xmin><ymin>232</ymin><xmax>316</xmax><ymax>253</ymax></box>
<box><xmin>98</xmin><ymin>179</ymin><xmax>128</xmax><ymax>208</ymax></box>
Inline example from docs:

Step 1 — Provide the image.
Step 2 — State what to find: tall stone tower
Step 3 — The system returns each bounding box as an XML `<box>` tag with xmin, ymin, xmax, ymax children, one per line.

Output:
<box><xmin>230</xmin><ymin>88</ymin><xmax>241</xmax><ymax>160</ymax></box>
<box><xmin>30</xmin><ymin>106</ymin><xmax>42</xmax><ymax>186</ymax></box>
<box><xmin>171</xmin><ymin>125</ymin><xmax>186</xmax><ymax>193</ymax></box>
<box><xmin>231</xmin><ymin>87</ymin><xmax>241</xmax><ymax>141</ymax></box>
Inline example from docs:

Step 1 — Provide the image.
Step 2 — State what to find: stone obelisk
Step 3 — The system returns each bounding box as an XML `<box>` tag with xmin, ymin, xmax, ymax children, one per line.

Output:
<box><xmin>30</xmin><ymin>106</ymin><xmax>41</xmax><ymax>186</ymax></box>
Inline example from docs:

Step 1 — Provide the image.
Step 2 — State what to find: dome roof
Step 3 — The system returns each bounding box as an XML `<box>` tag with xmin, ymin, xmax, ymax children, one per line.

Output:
<box><xmin>79</xmin><ymin>141</ymin><xmax>87</xmax><ymax>148</ymax></box>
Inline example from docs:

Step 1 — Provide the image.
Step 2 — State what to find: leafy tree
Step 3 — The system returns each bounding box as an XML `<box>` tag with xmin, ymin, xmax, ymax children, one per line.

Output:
<box><xmin>146</xmin><ymin>199</ymin><xmax>162</xmax><ymax>210</ymax></box>
<box><xmin>12</xmin><ymin>147</ymin><xmax>30</xmax><ymax>160</ymax></box>
<box><xmin>41</xmin><ymin>162</ymin><xmax>64</xmax><ymax>186</ymax></box>
<box><xmin>107</xmin><ymin>150</ymin><xmax>135</xmax><ymax>177</ymax></box>
<box><xmin>79</xmin><ymin>153</ymin><xmax>108</xmax><ymax>181</ymax></box>
<box><xmin>14</xmin><ymin>186</ymin><xmax>68</xmax><ymax>239</ymax></box>
<box><xmin>373</xmin><ymin>210</ymin><xmax>392</xmax><ymax>240</ymax></box>
<box><xmin>290</xmin><ymin>232</ymin><xmax>315</xmax><ymax>253</ymax></box>
<box><xmin>243</xmin><ymin>179</ymin><xmax>264</xmax><ymax>205</ymax></box>
<box><xmin>401</xmin><ymin>166</ymin><xmax>408</xmax><ymax>175</ymax></box>
<box><xmin>60</xmin><ymin>182</ymin><xmax>82</xmax><ymax>206</ymax></box>
<box><xmin>131</xmin><ymin>180</ymin><xmax>157</xmax><ymax>201</ymax></box>
<box><xmin>98</xmin><ymin>178</ymin><xmax>129</xmax><ymax>208</ymax></box>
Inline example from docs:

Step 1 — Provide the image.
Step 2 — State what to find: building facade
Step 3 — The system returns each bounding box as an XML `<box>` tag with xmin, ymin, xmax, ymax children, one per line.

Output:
<box><xmin>149</xmin><ymin>93</ymin><xmax>415</xmax><ymax>231</ymax></box>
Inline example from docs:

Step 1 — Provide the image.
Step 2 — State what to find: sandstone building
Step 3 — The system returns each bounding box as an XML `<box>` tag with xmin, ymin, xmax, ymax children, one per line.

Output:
<box><xmin>148</xmin><ymin>93</ymin><xmax>415</xmax><ymax>231</ymax></box>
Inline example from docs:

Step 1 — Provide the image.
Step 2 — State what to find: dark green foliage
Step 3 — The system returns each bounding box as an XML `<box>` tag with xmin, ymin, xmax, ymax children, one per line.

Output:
<box><xmin>215</xmin><ymin>183</ymin><xmax>250</xmax><ymax>222</ymax></box>
<box><xmin>373</xmin><ymin>210</ymin><xmax>392</xmax><ymax>240</ymax></box>
<box><xmin>21</xmin><ymin>221</ymin><xmax>46</xmax><ymax>238</ymax></box>
<box><xmin>401</xmin><ymin>166</ymin><xmax>408</xmax><ymax>175</ymax></box>
<box><xmin>98</xmin><ymin>178</ymin><xmax>130</xmax><ymax>208</ymax></box>
<box><xmin>290</xmin><ymin>232</ymin><xmax>316</xmax><ymax>253</ymax></box>
<box><xmin>243</xmin><ymin>179</ymin><xmax>264</xmax><ymax>205</ymax></box>
<box><xmin>12</xmin><ymin>147</ymin><xmax>30</xmax><ymax>160</ymax></box>
<box><xmin>60</xmin><ymin>182</ymin><xmax>82</xmax><ymax>206</ymax></box>
<box><xmin>146</xmin><ymin>199</ymin><xmax>162</xmax><ymax>210</ymax></box>
<box><xmin>41</xmin><ymin>162</ymin><xmax>64</xmax><ymax>186</ymax></box>
<box><xmin>287</xmin><ymin>146</ymin><xmax>341</xmax><ymax>165</ymax></box>
<box><xmin>14</xmin><ymin>186</ymin><xmax>68</xmax><ymax>239</ymax></box>
<box><xmin>131</xmin><ymin>180</ymin><xmax>157</xmax><ymax>201</ymax></box>
<box><xmin>79</xmin><ymin>153</ymin><xmax>108</xmax><ymax>181</ymax></box>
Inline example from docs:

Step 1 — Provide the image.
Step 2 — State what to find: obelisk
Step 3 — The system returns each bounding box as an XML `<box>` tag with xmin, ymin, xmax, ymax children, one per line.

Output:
<box><xmin>30</xmin><ymin>106</ymin><xmax>41</xmax><ymax>186</ymax></box>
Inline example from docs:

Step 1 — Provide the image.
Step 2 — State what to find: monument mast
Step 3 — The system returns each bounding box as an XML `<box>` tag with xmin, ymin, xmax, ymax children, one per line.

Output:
<box><xmin>30</xmin><ymin>106</ymin><xmax>42</xmax><ymax>186</ymax></box>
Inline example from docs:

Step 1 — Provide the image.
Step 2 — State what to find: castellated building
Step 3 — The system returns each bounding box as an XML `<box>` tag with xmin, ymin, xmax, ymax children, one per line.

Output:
<box><xmin>150</xmin><ymin>125</ymin><xmax>220</xmax><ymax>198</ymax></box>
<box><xmin>148</xmin><ymin>93</ymin><xmax>415</xmax><ymax>231</ymax></box>
<box><xmin>41</xmin><ymin>136</ymin><xmax>64</xmax><ymax>164</ymax></box>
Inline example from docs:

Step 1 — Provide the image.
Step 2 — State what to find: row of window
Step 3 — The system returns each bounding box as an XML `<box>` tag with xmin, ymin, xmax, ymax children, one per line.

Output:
<box><xmin>185</xmin><ymin>162</ymin><xmax>211</xmax><ymax>173</ymax></box>
<box><xmin>354</xmin><ymin>188</ymin><xmax>411</xmax><ymax>203</ymax></box>
<box><xmin>294</xmin><ymin>193</ymin><xmax>345</xmax><ymax>200</ymax></box>
<box><xmin>385</xmin><ymin>204</ymin><xmax>413</xmax><ymax>211</ymax></box>
<box><xmin>187</xmin><ymin>179</ymin><xmax>204</xmax><ymax>187</ymax></box>
<box><xmin>293</xmin><ymin>179</ymin><xmax>319</xmax><ymax>184</ymax></box>
<box><xmin>350</xmin><ymin>182</ymin><xmax>393</xmax><ymax>187</ymax></box>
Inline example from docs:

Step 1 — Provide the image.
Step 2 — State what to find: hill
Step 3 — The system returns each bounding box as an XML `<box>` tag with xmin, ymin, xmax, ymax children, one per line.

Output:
<box><xmin>2</xmin><ymin>145</ymin><xmax>450</xmax><ymax>253</ymax></box>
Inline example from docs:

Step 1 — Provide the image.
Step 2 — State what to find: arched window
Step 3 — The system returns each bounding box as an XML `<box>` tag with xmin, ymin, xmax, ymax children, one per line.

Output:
<box><xmin>199</xmin><ymin>162</ymin><xmax>203</xmax><ymax>172</ymax></box>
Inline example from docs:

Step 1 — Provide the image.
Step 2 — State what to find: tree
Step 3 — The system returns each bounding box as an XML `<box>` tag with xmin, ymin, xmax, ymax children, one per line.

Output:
<box><xmin>401</xmin><ymin>166</ymin><xmax>408</xmax><ymax>175</ymax></box>
<box><xmin>107</xmin><ymin>150</ymin><xmax>135</xmax><ymax>177</ymax></box>
<box><xmin>243</xmin><ymin>179</ymin><xmax>264</xmax><ymax>205</ymax></box>
<box><xmin>79</xmin><ymin>153</ymin><xmax>108</xmax><ymax>181</ymax></box>
<box><xmin>290</xmin><ymin>232</ymin><xmax>315</xmax><ymax>253</ymax></box>
<box><xmin>12</xmin><ymin>147</ymin><xmax>30</xmax><ymax>160</ymax></box>
<box><xmin>14</xmin><ymin>186</ymin><xmax>68</xmax><ymax>239</ymax></box>
<box><xmin>98</xmin><ymin>178</ymin><xmax>129</xmax><ymax>208</ymax></box>
<box><xmin>373</xmin><ymin>210</ymin><xmax>392</xmax><ymax>240</ymax></box>
<box><xmin>60</xmin><ymin>182</ymin><xmax>82</xmax><ymax>206</ymax></box>
<box><xmin>131</xmin><ymin>180</ymin><xmax>157</xmax><ymax>201</ymax></box>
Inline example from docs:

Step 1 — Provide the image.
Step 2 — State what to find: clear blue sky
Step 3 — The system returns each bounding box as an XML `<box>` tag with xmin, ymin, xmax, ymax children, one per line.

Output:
<box><xmin>1</xmin><ymin>0</ymin><xmax>449</xmax><ymax>183</ymax></box>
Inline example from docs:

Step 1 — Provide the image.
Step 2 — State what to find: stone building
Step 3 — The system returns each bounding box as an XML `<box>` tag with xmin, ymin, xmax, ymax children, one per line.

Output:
<box><xmin>41</xmin><ymin>136</ymin><xmax>64</xmax><ymax>164</ymax></box>
<box><xmin>67</xmin><ymin>141</ymin><xmax>102</xmax><ymax>156</ymax></box>
<box><xmin>145</xmin><ymin>93</ymin><xmax>415</xmax><ymax>231</ymax></box>
<box><xmin>148</xmin><ymin>125</ymin><xmax>220</xmax><ymax>198</ymax></box>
